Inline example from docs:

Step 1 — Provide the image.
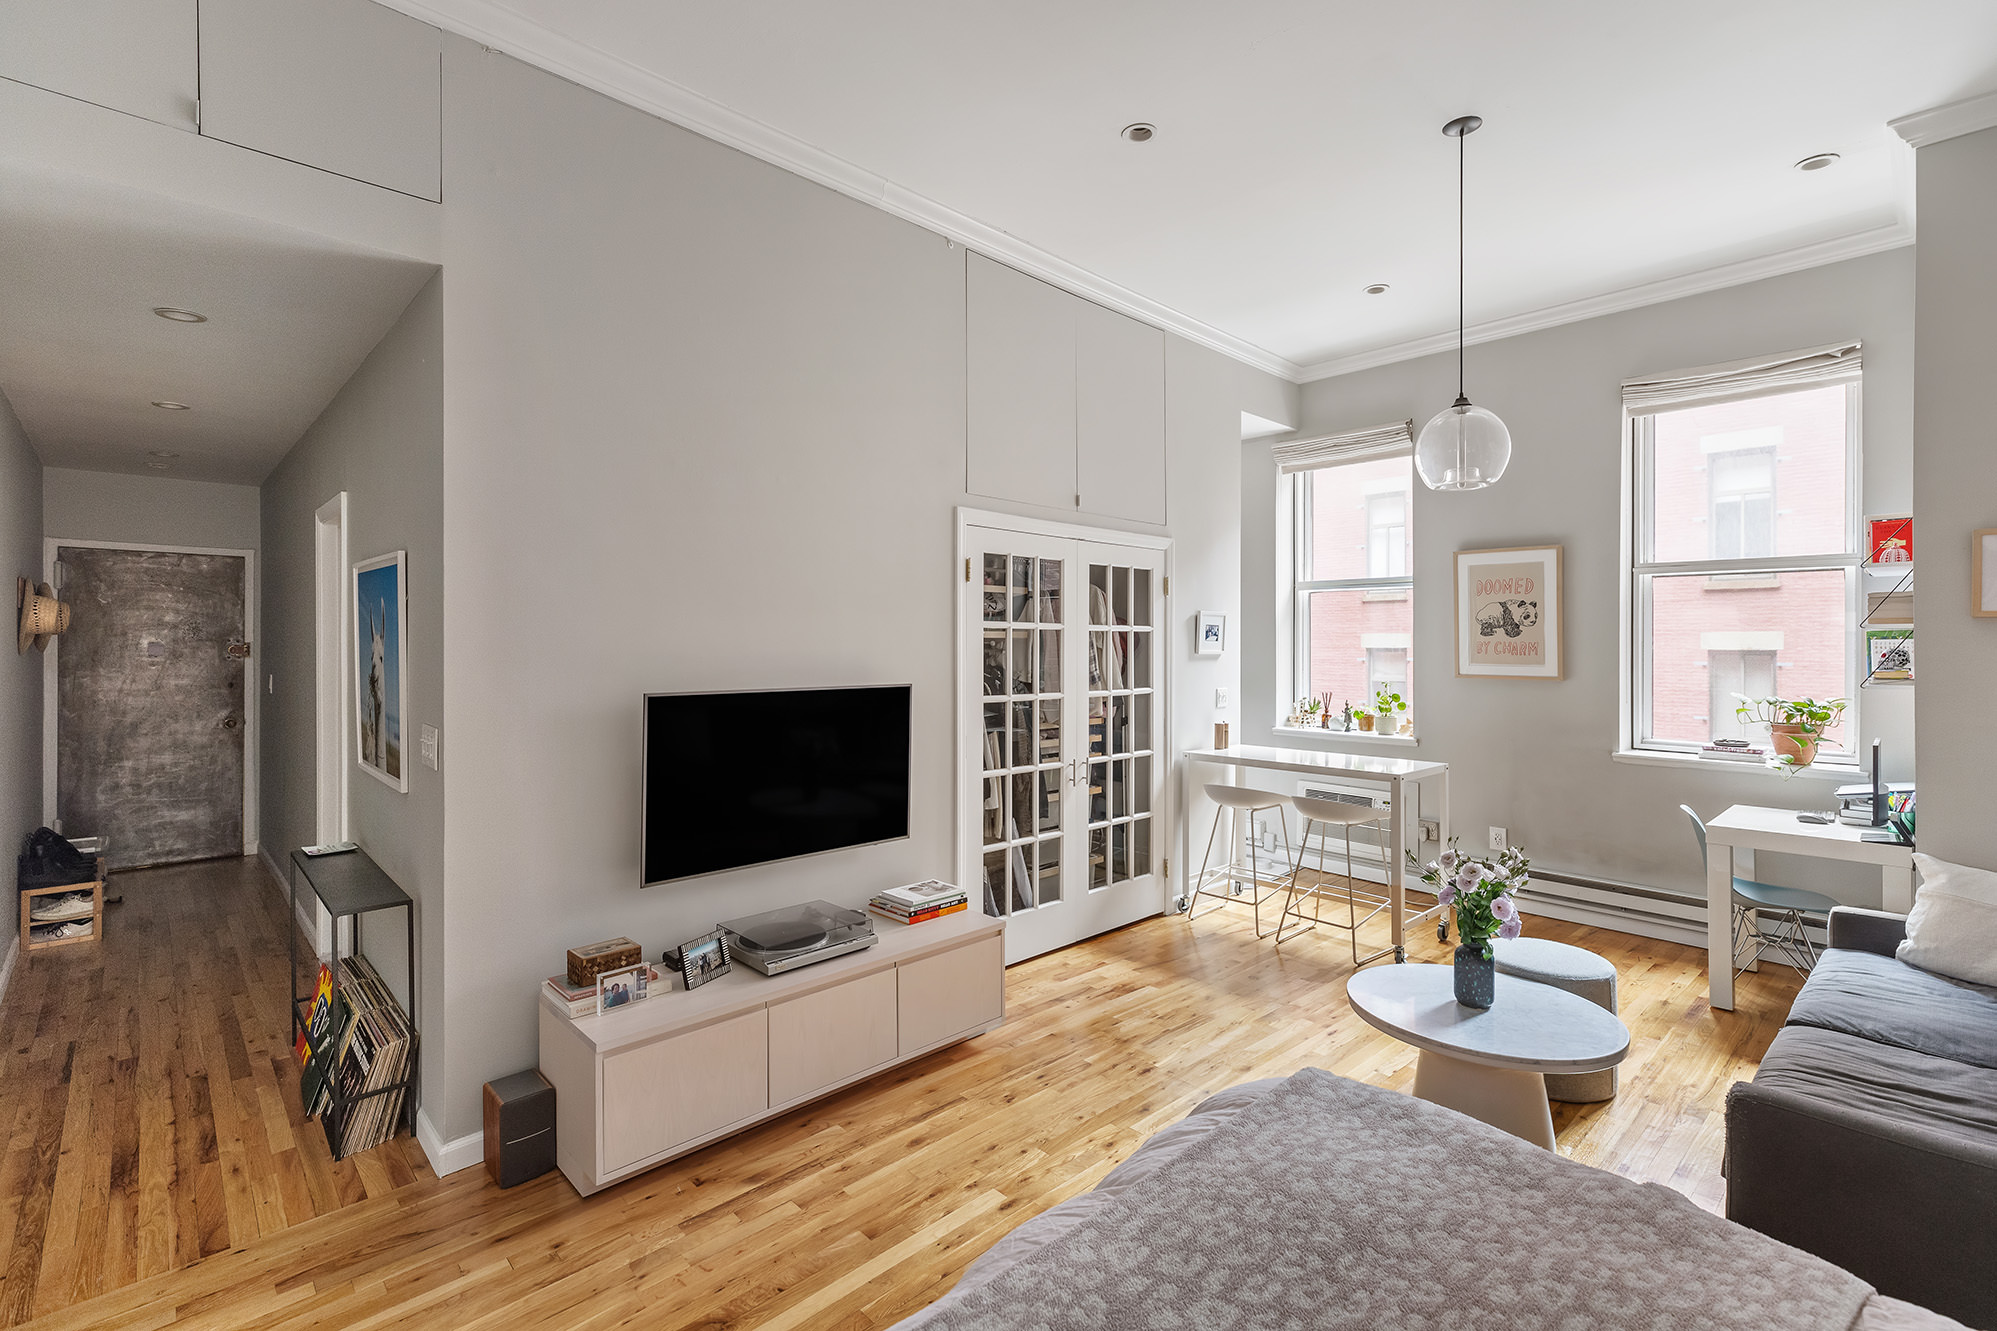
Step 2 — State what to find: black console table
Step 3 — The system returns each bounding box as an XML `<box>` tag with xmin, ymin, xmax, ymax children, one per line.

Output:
<box><xmin>288</xmin><ymin>847</ymin><xmax>418</xmax><ymax>1158</ymax></box>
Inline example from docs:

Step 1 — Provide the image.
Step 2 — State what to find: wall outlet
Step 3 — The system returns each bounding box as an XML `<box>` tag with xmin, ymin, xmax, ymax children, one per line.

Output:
<box><xmin>1488</xmin><ymin>826</ymin><xmax>1507</xmax><ymax>851</ymax></box>
<box><xmin>1214</xmin><ymin>687</ymin><xmax>1230</xmax><ymax>709</ymax></box>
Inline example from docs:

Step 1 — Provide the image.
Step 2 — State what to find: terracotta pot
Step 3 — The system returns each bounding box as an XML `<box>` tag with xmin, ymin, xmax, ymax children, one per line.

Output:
<box><xmin>1769</xmin><ymin>722</ymin><xmax>1819</xmax><ymax>766</ymax></box>
<box><xmin>1357</xmin><ymin>714</ymin><xmax>1376</xmax><ymax>732</ymax></box>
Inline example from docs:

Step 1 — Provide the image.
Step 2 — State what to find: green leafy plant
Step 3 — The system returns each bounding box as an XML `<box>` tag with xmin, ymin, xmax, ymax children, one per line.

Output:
<box><xmin>1298</xmin><ymin>696</ymin><xmax>1323</xmax><ymax>718</ymax></box>
<box><xmin>1734</xmin><ymin>695</ymin><xmax>1847</xmax><ymax>774</ymax></box>
<box><xmin>1408</xmin><ymin>841</ymin><xmax>1531</xmax><ymax>958</ymax></box>
<box><xmin>1373</xmin><ymin>688</ymin><xmax>1407</xmax><ymax>717</ymax></box>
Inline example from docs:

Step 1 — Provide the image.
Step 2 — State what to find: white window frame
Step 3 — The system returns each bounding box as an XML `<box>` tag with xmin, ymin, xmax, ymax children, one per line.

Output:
<box><xmin>1293</xmin><ymin>462</ymin><xmax>1415</xmax><ymax>713</ymax></box>
<box><xmin>1622</xmin><ymin>380</ymin><xmax>1863</xmax><ymax>759</ymax></box>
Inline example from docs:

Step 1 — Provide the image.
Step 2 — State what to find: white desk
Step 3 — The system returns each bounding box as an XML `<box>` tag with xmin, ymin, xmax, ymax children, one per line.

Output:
<box><xmin>1184</xmin><ymin>745</ymin><xmax>1449</xmax><ymax>960</ymax></box>
<box><xmin>1703</xmin><ymin>803</ymin><xmax>1914</xmax><ymax>1011</ymax></box>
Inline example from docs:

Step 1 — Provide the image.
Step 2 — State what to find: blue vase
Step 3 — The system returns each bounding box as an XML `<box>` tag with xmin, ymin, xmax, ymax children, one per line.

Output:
<box><xmin>1454</xmin><ymin>939</ymin><xmax>1494</xmax><ymax>1008</ymax></box>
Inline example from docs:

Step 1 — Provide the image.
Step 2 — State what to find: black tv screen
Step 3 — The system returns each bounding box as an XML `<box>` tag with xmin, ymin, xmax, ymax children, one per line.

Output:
<box><xmin>642</xmin><ymin>685</ymin><xmax>912</xmax><ymax>885</ymax></box>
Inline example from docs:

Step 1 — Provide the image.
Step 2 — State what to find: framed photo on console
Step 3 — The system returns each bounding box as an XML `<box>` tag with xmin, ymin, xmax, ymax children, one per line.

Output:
<box><xmin>1454</xmin><ymin>545</ymin><xmax>1563</xmax><ymax>680</ymax></box>
<box><xmin>676</xmin><ymin>929</ymin><xmax>731</xmax><ymax>990</ymax></box>
<box><xmin>595</xmin><ymin>963</ymin><xmax>650</xmax><ymax>1014</ymax></box>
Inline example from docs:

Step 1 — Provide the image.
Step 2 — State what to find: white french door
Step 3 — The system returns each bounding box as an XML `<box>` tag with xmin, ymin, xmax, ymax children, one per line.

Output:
<box><xmin>961</xmin><ymin>525</ymin><xmax>1166</xmax><ymax>964</ymax></box>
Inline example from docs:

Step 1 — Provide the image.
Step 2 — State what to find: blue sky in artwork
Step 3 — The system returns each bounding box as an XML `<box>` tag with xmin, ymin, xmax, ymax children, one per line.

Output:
<box><xmin>356</xmin><ymin>562</ymin><xmax>401</xmax><ymax>742</ymax></box>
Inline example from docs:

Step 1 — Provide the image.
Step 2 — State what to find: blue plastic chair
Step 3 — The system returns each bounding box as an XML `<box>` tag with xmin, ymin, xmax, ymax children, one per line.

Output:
<box><xmin>1682</xmin><ymin>805</ymin><xmax>1840</xmax><ymax>976</ymax></box>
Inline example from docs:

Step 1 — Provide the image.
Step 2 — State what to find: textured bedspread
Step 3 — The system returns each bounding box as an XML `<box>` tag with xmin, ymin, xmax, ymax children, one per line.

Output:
<box><xmin>894</xmin><ymin>1068</ymin><xmax>1959</xmax><ymax>1331</ymax></box>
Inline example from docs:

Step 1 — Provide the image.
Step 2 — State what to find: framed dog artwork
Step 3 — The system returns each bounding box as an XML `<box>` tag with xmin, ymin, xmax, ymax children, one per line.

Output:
<box><xmin>1454</xmin><ymin>545</ymin><xmax>1563</xmax><ymax>680</ymax></box>
<box><xmin>353</xmin><ymin>551</ymin><xmax>410</xmax><ymax>791</ymax></box>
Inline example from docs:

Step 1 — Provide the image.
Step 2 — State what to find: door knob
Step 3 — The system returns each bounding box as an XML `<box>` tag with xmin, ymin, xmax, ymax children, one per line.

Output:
<box><xmin>222</xmin><ymin>716</ymin><xmax>239</xmax><ymax>730</ymax></box>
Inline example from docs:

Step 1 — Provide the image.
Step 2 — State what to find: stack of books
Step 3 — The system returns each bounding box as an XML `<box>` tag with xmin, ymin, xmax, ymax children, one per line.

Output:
<box><xmin>869</xmin><ymin>879</ymin><xmax>969</xmax><ymax>926</ymax></box>
<box><xmin>543</xmin><ymin>966</ymin><xmax>661</xmax><ymax>1018</ymax></box>
<box><xmin>1699</xmin><ymin>741</ymin><xmax>1768</xmax><ymax>764</ymax></box>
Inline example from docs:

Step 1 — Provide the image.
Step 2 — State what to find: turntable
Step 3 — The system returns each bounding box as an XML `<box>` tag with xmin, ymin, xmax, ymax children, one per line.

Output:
<box><xmin>718</xmin><ymin>899</ymin><xmax>876</xmax><ymax>975</ymax></box>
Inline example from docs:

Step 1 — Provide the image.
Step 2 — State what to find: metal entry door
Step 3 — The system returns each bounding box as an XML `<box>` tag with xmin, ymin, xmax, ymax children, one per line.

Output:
<box><xmin>56</xmin><ymin>547</ymin><xmax>247</xmax><ymax>869</ymax></box>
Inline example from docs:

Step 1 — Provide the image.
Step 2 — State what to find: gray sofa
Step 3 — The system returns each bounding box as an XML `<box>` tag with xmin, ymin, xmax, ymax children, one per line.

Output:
<box><xmin>1726</xmin><ymin>906</ymin><xmax>1997</xmax><ymax>1329</ymax></box>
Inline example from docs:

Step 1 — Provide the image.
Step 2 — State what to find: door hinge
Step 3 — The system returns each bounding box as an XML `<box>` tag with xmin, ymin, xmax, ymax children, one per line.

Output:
<box><xmin>1163</xmin><ymin>575</ymin><xmax>1170</xmax><ymax>595</ymax></box>
<box><xmin>193</xmin><ymin>98</ymin><xmax>201</xmax><ymax>130</ymax></box>
<box><xmin>964</xmin><ymin>557</ymin><xmax>971</xmax><ymax>583</ymax></box>
<box><xmin>1162</xmin><ymin>857</ymin><xmax>1170</xmax><ymax>879</ymax></box>
<box><xmin>1074</xmin><ymin>493</ymin><xmax>1082</xmax><ymax>507</ymax></box>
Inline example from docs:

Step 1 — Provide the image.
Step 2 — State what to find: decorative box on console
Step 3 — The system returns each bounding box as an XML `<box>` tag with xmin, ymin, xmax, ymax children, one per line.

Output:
<box><xmin>566</xmin><ymin>937</ymin><xmax>642</xmax><ymax>988</ymax></box>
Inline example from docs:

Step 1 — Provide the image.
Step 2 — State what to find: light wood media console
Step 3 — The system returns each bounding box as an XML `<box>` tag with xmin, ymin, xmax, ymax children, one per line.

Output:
<box><xmin>538</xmin><ymin>910</ymin><xmax>1005</xmax><ymax>1195</ymax></box>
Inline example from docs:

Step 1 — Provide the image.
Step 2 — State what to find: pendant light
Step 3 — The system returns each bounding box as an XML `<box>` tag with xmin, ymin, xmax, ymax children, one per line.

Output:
<box><xmin>1414</xmin><ymin>115</ymin><xmax>1512</xmax><ymax>491</ymax></box>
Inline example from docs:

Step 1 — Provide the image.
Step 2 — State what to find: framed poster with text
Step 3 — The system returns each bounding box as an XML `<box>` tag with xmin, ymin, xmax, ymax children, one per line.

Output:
<box><xmin>1454</xmin><ymin>545</ymin><xmax>1563</xmax><ymax>680</ymax></box>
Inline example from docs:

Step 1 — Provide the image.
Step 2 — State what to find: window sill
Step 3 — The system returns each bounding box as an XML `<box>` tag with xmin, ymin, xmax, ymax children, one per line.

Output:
<box><xmin>1274</xmin><ymin>725</ymin><xmax>1418</xmax><ymax>747</ymax></box>
<box><xmin>1610</xmin><ymin>749</ymin><xmax>1861</xmax><ymax>781</ymax></box>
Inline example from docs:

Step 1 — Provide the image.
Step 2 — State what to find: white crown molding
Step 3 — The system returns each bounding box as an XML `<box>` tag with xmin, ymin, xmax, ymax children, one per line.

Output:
<box><xmin>373</xmin><ymin>0</ymin><xmax>1303</xmax><ymax>381</ymax></box>
<box><xmin>1890</xmin><ymin>90</ymin><xmax>1997</xmax><ymax>148</ymax></box>
<box><xmin>1296</xmin><ymin>220</ymin><xmax>1915</xmax><ymax>383</ymax></box>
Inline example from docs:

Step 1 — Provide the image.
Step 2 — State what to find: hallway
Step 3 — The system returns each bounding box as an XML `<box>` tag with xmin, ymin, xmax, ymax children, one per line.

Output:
<box><xmin>0</xmin><ymin>857</ymin><xmax>427</xmax><ymax>1324</ymax></box>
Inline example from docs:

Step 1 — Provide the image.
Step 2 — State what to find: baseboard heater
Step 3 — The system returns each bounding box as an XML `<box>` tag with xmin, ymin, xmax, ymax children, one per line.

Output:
<box><xmin>1515</xmin><ymin>870</ymin><xmax>1710</xmax><ymax>948</ymax></box>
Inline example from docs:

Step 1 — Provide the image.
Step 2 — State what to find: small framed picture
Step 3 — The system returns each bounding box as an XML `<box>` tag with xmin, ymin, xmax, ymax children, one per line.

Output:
<box><xmin>676</xmin><ymin>929</ymin><xmax>731</xmax><ymax>991</ymax></box>
<box><xmin>1195</xmin><ymin>611</ymin><xmax>1227</xmax><ymax>657</ymax></box>
<box><xmin>1974</xmin><ymin>530</ymin><xmax>1997</xmax><ymax>618</ymax></box>
<box><xmin>595</xmin><ymin>962</ymin><xmax>650</xmax><ymax>1015</ymax></box>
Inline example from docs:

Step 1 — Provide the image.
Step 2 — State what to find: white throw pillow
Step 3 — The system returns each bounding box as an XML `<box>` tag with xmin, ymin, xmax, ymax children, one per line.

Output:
<box><xmin>1897</xmin><ymin>852</ymin><xmax>1997</xmax><ymax>987</ymax></box>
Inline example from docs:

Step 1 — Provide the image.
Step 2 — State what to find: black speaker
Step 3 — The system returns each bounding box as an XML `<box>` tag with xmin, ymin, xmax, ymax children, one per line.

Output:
<box><xmin>483</xmin><ymin>1069</ymin><xmax>555</xmax><ymax>1188</ymax></box>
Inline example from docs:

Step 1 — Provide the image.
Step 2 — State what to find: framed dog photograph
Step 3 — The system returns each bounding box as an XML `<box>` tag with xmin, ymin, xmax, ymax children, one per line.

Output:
<box><xmin>1454</xmin><ymin>545</ymin><xmax>1563</xmax><ymax>680</ymax></box>
<box><xmin>676</xmin><ymin>929</ymin><xmax>731</xmax><ymax>991</ymax></box>
<box><xmin>353</xmin><ymin>551</ymin><xmax>409</xmax><ymax>792</ymax></box>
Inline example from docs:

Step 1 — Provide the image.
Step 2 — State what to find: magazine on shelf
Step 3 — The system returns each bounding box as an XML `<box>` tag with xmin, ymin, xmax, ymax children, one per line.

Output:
<box><xmin>869</xmin><ymin>902</ymin><xmax>969</xmax><ymax>927</ymax></box>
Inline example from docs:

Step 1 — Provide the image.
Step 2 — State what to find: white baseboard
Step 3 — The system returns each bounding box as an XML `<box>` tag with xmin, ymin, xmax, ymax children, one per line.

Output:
<box><xmin>0</xmin><ymin>936</ymin><xmax>17</xmax><ymax>1011</ymax></box>
<box><xmin>417</xmin><ymin>1107</ymin><xmax>483</xmax><ymax>1177</ymax></box>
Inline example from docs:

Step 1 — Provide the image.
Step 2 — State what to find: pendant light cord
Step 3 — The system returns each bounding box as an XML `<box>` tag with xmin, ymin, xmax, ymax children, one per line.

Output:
<box><xmin>1457</xmin><ymin>125</ymin><xmax>1466</xmax><ymax>404</ymax></box>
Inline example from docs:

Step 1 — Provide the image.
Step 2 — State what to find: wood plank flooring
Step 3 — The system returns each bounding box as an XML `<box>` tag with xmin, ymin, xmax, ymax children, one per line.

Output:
<box><xmin>4</xmin><ymin>860</ymin><xmax>1803</xmax><ymax>1330</ymax></box>
<box><xmin>0</xmin><ymin>858</ymin><xmax>427</xmax><ymax>1325</ymax></box>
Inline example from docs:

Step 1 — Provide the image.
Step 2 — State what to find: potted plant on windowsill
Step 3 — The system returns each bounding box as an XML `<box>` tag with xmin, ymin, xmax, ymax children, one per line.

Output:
<box><xmin>1373</xmin><ymin>688</ymin><xmax>1409</xmax><ymax>736</ymax></box>
<box><xmin>1353</xmin><ymin>707</ymin><xmax>1375</xmax><ymax>732</ymax></box>
<box><xmin>1734</xmin><ymin>695</ymin><xmax>1847</xmax><ymax>772</ymax></box>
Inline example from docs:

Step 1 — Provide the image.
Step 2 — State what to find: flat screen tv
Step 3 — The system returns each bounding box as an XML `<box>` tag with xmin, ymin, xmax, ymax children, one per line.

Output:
<box><xmin>642</xmin><ymin>685</ymin><xmax>911</xmax><ymax>885</ymax></box>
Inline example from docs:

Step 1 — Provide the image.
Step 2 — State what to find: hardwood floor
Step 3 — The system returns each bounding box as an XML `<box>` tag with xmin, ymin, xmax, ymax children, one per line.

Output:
<box><xmin>0</xmin><ymin>857</ymin><xmax>428</xmax><ymax>1326</ymax></box>
<box><xmin>3</xmin><ymin>862</ymin><xmax>1803</xmax><ymax>1330</ymax></box>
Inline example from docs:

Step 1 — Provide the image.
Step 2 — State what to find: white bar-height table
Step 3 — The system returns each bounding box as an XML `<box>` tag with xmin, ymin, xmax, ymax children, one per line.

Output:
<box><xmin>1184</xmin><ymin>745</ymin><xmax>1449</xmax><ymax>961</ymax></box>
<box><xmin>1703</xmin><ymin>803</ymin><xmax>1914</xmax><ymax>1012</ymax></box>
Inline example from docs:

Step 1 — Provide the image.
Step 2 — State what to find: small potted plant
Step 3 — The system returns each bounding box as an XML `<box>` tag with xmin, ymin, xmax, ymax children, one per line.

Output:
<box><xmin>1353</xmin><ymin>706</ymin><xmax>1375</xmax><ymax>732</ymax></box>
<box><xmin>1373</xmin><ymin>688</ymin><xmax>1409</xmax><ymax>736</ymax></box>
<box><xmin>1298</xmin><ymin>696</ymin><xmax>1323</xmax><ymax>728</ymax></box>
<box><xmin>1409</xmin><ymin>841</ymin><xmax>1529</xmax><ymax>1008</ymax></box>
<box><xmin>1734</xmin><ymin>695</ymin><xmax>1847</xmax><ymax>771</ymax></box>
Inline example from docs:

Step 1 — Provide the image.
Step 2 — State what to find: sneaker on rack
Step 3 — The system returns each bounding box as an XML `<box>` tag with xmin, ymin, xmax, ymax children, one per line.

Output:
<box><xmin>29</xmin><ymin>919</ymin><xmax>93</xmax><ymax>942</ymax></box>
<box><xmin>28</xmin><ymin>891</ymin><xmax>94</xmax><ymax>922</ymax></box>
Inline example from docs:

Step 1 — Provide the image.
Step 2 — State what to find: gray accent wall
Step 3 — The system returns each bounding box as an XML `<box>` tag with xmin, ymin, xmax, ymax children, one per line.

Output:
<box><xmin>1242</xmin><ymin>249</ymin><xmax>1916</xmax><ymax>903</ymax></box>
<box><xmin>1</xmin><ymin>388</ymin><xmax>42</xmax><ymax>857</ymax></box>
<box><xmin>261</xmin><ymin>271</ymin><xmax>443</xmax><ymax>1111</ymax></box>
<box><xmin>44</xmin><ymin>468</ymin><xmax>260</xmax><ymax>552</ymax></box>
<box><xmin>1911</xmin><ymin>126</ymin><xmax>1997</xmax><ymax>872</ymax></box>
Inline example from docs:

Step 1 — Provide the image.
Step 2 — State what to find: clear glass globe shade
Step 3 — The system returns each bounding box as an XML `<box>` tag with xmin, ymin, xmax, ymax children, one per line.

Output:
<box><xmin>1415</xmin><ymin>401</ymin><xmax>1512</xmax><ymax>491</ymax></box>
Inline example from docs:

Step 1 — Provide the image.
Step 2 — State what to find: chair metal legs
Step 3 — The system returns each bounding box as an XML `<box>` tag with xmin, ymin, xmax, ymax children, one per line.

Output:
<box><xmin>1189</xmin><ymin>802</ymin><xmax>1292</xmax><ymax>938</ymax></box>
<box><xmin>1274</xmin><ymin>816</ymin><xmax>1395</xmax><ymax>965</ymax></box>
<box><xmin>1732</xmin><ymin>901</ymin><xmax>1823</xmax><ymax>977</ymax></box>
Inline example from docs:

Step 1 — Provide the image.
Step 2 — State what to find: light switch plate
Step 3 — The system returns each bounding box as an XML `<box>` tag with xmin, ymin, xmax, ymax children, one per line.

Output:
<box><xmin>1214</xmin><ymin>687</ymin><xmax>1230</xmax><ymax>709</ymax></box>
<box><xmin>420</xmin><ymin>724</ymin><xmax>440</xmax><ymax>771</ymax></box>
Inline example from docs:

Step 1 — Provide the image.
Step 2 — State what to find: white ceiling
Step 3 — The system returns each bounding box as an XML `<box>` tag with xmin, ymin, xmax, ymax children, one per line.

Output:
<box><xmin>393</xmin><ymin>0</ymin><xmax>1997</xmax><ymax>379</ymax></box>
<box><xmin>0</xmin><ymin>165</ymin><xmax>436</xmax><ymax>485</ymax></box>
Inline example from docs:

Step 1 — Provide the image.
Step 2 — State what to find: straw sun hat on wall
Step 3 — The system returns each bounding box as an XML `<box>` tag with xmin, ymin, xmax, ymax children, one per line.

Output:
<box><xmin>17</xmin><ymin>577</ymin><xmax>70</xmax><ymax>654</ymax></box>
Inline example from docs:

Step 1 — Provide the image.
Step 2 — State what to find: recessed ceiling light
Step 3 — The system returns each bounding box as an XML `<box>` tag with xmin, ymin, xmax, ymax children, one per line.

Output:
<box><xmin>1121</xmin><ymin>123</ymin><xmax>1156</xmax><ymax>142</ymax></box>
<box><xmin>147</xmin><ymin>449</ymin><xmax>180</xmax><ymax>459</ymax></box>
<box><xmin>153</xmin><ymin>307</ymin><xmax>207</xmax><ymax>323</ymax></box>
<box><xmin>146</xmin><ymin>461</ymin><xmax>171</xmax><ymax>470</ymax></box>
<box><xmin>150</xmin><ymin>400</ymin><xmax>191</xmax><ymax>411</ymax></box>
<box><xmin>1364</xmin><ymin>283</ymin><xmax>1391</xmax><ymax>295</ymax></box>
<box><xmin>1794</xmin><ymin>152</ymin><xmax>1840</xmax><ymax>172</ymax></box>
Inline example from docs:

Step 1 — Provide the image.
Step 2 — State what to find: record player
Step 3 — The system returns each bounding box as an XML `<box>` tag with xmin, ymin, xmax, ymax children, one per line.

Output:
<box><xmin>718</xmin><ymin>899</ymin><xmax>876</xmax><ymax>975</ymax></box>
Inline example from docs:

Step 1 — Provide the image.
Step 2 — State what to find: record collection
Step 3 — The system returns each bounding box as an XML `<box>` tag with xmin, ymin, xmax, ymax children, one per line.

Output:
<box><xmin>297</xmin><ymin>954</ymin><xmax>416</xmax><ymax>1159</ymax></box>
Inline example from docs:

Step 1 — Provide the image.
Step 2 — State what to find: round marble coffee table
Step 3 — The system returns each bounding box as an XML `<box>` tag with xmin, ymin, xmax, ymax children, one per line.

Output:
<box><xmin>1346</xmin><ymin>963</ymin><xmax>1630</xmax><ymax>1148</ymax></box>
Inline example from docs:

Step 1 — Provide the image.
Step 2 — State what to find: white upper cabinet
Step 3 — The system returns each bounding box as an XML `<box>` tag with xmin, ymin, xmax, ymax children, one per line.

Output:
<box><xmin>198</xmin><ymin>0</ymin><xmax>443</xmax><ymax>201</ymax></box>
<box><xmin>1077</xmin><ymin>300</ymin><xmax>1166</xmax><ymax>524</ymax></box>
<box><xmin>967</xmin><ymin>253</ymin><xmax>1079</xmax><ymax>511</ymax></box>
<box><xmin>0</xmin><ymin>0</ymin><xmax>199</xmax><ymax>131</ymax></box>
<box><xmin>966</xmin><ymin>253</ymin><xmax>1167</xmax><ymax>523</ymax></box>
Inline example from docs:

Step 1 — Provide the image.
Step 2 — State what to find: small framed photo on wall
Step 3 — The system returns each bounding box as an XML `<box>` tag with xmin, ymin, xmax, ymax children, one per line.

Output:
<box><xmin>1974</xmin><ymin>530</ymin><xmax>1997</xmax><ymax>617</ymax></box>
<box><xmin>1454</xmin><ymin>545</ymin><xmax>1563</xmax><ymax>680</ymax></box>
<box><xmin>1195</xmin><ymin>611</ymin><xmax>1227</xmax><ymax>657</ymax></box>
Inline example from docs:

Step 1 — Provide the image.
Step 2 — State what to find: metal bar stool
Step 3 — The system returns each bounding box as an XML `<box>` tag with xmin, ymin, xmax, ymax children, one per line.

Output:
<box><xmin>1189</xmin><ymin>784</ymin><xmax>1294</xmax><ymax>938</ymax></box>
<box><xmin>1682</xmin><ymin>805</ymin><xmax>1838</xmax><ymax>976</ymax></box>
<box><xmin>1275</xmin><ymin>794</ymin><xmax>1397</xmax><ymax>964</ymax></box>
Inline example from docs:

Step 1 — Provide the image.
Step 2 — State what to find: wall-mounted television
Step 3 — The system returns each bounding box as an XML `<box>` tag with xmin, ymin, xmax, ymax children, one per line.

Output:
<box><xmin>641</xmin><ymin>685</ymin><xmax>912</xmax><ymax>886</ymax></box>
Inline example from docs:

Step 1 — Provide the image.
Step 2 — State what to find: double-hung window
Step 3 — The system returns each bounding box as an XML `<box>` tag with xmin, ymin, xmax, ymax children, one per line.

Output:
<box><xmin>1623</xmin><ymin>342</ymin><xmax>1862</xmax><ymax>759</ymax></box>
<box><xmin>1276</xmin><ymin>421</ymin><xmax>1415</xmax><ymax>726</ymax></box>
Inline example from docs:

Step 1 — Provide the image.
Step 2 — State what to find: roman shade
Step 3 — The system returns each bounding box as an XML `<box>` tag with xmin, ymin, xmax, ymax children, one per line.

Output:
<box><xmin>1622</xmin><ymin>340</ymin><xmax>1863</xmax><ymax>416</ymax></box>
<box><xmin>1272</xmin><ymin>419</ymin><xmax>1414</xmax><ymax>473</ymax></box>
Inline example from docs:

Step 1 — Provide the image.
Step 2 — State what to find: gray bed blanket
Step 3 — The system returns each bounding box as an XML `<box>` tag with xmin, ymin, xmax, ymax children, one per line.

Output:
<box><xmin>893</xmin><ymin>1068</ymin><xmax>1938</xmax><ymax>1331</ymax></box>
